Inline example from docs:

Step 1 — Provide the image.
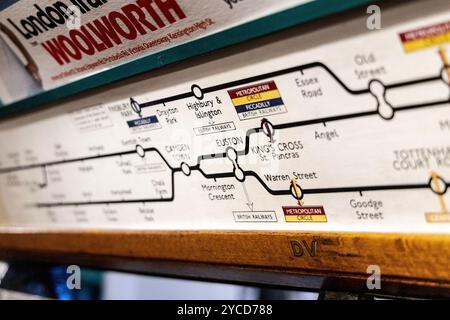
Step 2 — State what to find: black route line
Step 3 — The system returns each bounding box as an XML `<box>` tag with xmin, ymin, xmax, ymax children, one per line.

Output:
<box><xmin>393</xmin><ymin>99</ymin><xmax>449</xmax><ymax>111</ymax></box>
<box><xmin>32</xmin><ymin>99</ymin><xmax>450</xmax><ymax>208</ymax></box>
<box><xmin>384</xmin><ymin>74</ymin><xmax>443</xmax><ymax>90</ymax></box>
<box><xmin>37</xmin><ymin>170</ymin><xmax>177</xmax><ymax>208</ymax></box>
<box><xmin>137</xmin><ymin>62</ymin><xmax>442</xmax><ymax>109</ymax></box>
<box><xmin>0</xmin><ymin>147</ymin><xmax>174</xmax><ymax>174</ymax></box>
<box><xmin>0</xmin><ymin>62</ymin><xmax>448</xmax><ymax>207</ymax></box>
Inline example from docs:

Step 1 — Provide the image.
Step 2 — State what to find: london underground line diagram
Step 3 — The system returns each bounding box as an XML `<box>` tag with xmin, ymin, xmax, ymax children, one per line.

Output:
<box><xmin>0</xmin><ymin>60</ymin><xmax>449</xmax><ymax>209</ymax></box>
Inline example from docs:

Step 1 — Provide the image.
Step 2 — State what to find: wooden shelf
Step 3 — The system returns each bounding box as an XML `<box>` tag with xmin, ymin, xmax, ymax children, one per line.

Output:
<box><xmin>0</xmin><ymin>230</ymin><xmax>448</xmax><ymax>297</ymax></box>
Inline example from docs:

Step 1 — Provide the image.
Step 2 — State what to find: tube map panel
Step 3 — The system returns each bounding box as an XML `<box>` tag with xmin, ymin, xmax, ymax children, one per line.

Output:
<box><xmin>0</xmin><ymin>0</ymin><xmax>449</xmax><ymax>233</ymax></box>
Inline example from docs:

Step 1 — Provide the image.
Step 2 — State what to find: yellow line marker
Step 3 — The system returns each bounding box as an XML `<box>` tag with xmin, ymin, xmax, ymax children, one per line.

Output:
<box><xmin>291</xmin><ymin>178</ymin><xmax>304</xmax><ymax>206</ymax></box>
<box><xmin>431</xmin><ymin>171</ymin><xmax>448</xmax><ymax>213</ymax></box>
<box><xmin>439</xmin><ymin>47</ymin><xmax>450</xmax><ymax>84</ymax></box>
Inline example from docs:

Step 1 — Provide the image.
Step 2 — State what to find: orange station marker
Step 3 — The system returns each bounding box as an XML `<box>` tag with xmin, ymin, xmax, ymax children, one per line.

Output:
<box><xmin>439</xmin><ymin>47</ymin><xmax>450</xmax><ymax>85</ymax></box>
<box><xmin>291</xmin><ymin>178</ymin><xmax>304</xmax><ymax>206</ymax></box>
<box><xmin>425</xmin><ymin>171</ymin><xmax>450</xmax><ymax>223</ymax></box>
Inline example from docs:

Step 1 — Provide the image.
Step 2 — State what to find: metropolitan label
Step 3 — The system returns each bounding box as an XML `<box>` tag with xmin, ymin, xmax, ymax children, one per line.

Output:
<box><xmin>228</xmin><ymin>81</ymin><xmax>287</xmax><ymax>120</ymax></box>
<box><xmin>282</xmin><ymin>206</ymin><xmax>328</xmax><ymax>222</ymax></box>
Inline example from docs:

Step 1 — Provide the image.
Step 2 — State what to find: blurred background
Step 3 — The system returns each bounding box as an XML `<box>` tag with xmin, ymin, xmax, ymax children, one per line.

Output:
<box><xmin>0</xmin><ymin>261</ymin><xmax>319</xmax><ymax>300</ymax></box>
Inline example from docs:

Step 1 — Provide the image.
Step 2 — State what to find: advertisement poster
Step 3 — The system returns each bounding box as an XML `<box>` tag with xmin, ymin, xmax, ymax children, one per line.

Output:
<box><xmin>0</xmin><ymin>0</ymin><xmax>309</xmax><ymax>104</ymax></box>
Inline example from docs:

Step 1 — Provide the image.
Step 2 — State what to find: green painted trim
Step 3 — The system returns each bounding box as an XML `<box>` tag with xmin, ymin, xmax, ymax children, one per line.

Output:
<box><xmin>0</xmin><ymin>0</ymin><xmax>373</xmax><ymax>117</ymax></box>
